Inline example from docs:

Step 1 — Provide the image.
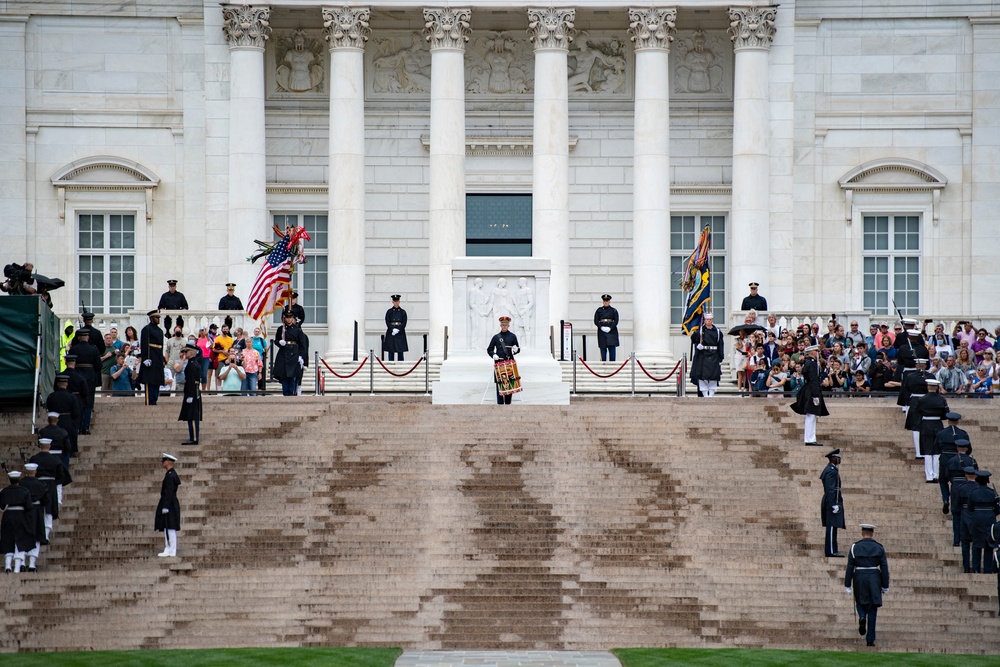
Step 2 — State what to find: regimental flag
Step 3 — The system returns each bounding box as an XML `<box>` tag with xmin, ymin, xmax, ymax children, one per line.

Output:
<box><xmin>246</xmin><ymin>233</ymin><xmax>293</xmax><ymax>321</ymax></box>
<box><xmin>681</xmin><ymin>226</ymin><xmax>712</xmax><ymax>336</ymax></box>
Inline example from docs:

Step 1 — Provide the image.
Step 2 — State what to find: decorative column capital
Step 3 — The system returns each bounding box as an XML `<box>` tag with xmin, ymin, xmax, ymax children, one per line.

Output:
<box><xmin>728</xmin><ymin>5</ymin><xmax>777</xmax><ymax>51</ymax></box>
<box><xmin>222</xmin><ymin>4</ymin><xmax>272</xmax><ymax>50</ymax></box>
<box><xmin>322</xmin><ymin>6</ymin><xmax>371</xmax><ymax>51</ymax></box>
<box><xmin>628</xmin><ymin>7</ymin><xmax>677</xmax><ymax>51</ymax></box>
<box><xmin>527</xmin><ymin>7</ymin><xmax>575</xmax><ymax>51</ymax></box>
<box><xmin>422</xmin><ymin>7</ymin><xmax>471</xmax><ymax>51</ymax></box>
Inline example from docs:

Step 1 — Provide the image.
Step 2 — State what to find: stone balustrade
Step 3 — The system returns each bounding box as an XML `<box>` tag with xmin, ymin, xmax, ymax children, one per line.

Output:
<box><xmin>730</xmin><ymin>311</ymin><xmax>1000</xmax><ymax>338</ymax></box>
<box><xmin>56</xmin><ymin>310</ymin><xmax>260</xmax><ymax>336</ymax></box>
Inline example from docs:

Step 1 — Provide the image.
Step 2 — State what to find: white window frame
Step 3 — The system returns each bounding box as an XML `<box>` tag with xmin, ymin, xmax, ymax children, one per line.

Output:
<box><xmin>669</xmin><ymin>212</ymin><xmax>727</xmax><ymax>329</ymax></box>
<box><xmin>853</xmin><ymin>203</ymin><xmax>928</xmax><ymax>317</ymax></box>
<box><xmin>74</xmin><ymin>207</ymin><xmax>140</xmax><ymax>315</ymax></box>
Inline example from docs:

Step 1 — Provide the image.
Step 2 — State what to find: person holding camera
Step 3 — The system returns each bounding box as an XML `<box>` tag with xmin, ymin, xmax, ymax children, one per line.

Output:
<box><xmin>217</xmin><ymin>349</ymin><xmax>246</xmax><ymax>396</ymax></box>
<box><xmin>823</xmin><ymin>357</ymin><xmax>849</xmax><ymax>393</ymax></box>
<box><xmin>766</xmin><ymin>359</ymin><xmax>789</xmax><ymax>397</ymax></box>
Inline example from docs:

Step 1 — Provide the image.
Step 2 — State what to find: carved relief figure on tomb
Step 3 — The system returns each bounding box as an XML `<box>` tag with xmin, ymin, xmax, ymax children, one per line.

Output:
<box><xmin>488</xmin><ymin>277</ymin><xmax>514</xmax><ymax>323</ymax></box>
<box><xmin>675</xmin><ymin>31</ymin><xmax>724</xmax><ymax>94</ymax></box>
<box><xmin>568</xmin><ymin>34</ymin><xmax>626</xmax><ymax>94</ymax></box>
<box><xmin>275</xmin><ymin>30</ymin><xmax>324</xmax><ymax>93</ymax></box>
<box><xmin>466</xmin><ymin>32</ymin><xmax>532</xmax><ymax>94</ymax></box>
<box><xmin>371</xmin><ymin>33</ymin><xmax>431</xmax><ymax>94</ymax></box>
<box><xmin>468</xmin><ymin>277</ymin><xmax>490</xmax><ymax>349</ymax></box>
<box><xmin>373</xmin><ymin>39</ymin><xmax>406</xmax><ymax>93</ymax></box>
<box><xmin>513</xmin><ymin>277</ymin><xmax>534</xmax><ymax>348</ymax></box>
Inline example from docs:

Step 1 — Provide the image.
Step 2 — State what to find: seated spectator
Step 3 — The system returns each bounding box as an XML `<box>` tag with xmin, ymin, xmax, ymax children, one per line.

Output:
<box><xmin>971</xmin><ymin>329</ymin><xmax>992</xmax><ymax>363</ymax></box>
<box><xmin>217</xmin><ymin>350</ymin><xmax>246</xmax><ymax>395</ymax></box>
<box><xmin>829</xmin><ymin>341</ymin><xmax>849</xmax><ymax>367</ymax></box>
<box><xmin>937</xmin><ymin>355</ymin><xmax>968</xmax><ymax>395</ymax></box>
<box><xmin>110</xmin><ymin>353</ymin><xmax>133</xmax><ymax>396</ymax></box>
<box><xmin>823</xmin><ymin>357</ymin><xmax>849</xmax><ymax>392</ymax></box>
<box><xmin>993</xmin><ymin>326</ymin><xmax>1000</xmax><ymax>353</ymax></box>
<box><xmin>980</xmin><ymin>349</ymin><xmax>998</xmax><ymax>381</ymax></box>
<box><xmin>970</xmin><ymin>365</ymin><xmax>994</xmax><ymax>398</ymax></box>
<box><xmin>874</xmin><ymin>323</ymin><xmax>895</xmax><ymax>349</ymax></box>
<box><xmin>869</xmin><ymin>353</ymin><xmax>894</xmax><ymax>392</ymax></box>
<box><xmin>930</xmin><ymin>357</ymin><xmax>944</xmax><ymax>377</ymax></box>
<box><xmin>779</xmin><ymin>330</ymin><xmax>796</xmax><ymax>356</ymax></box>
<box><xmin>810</xmin><ymin>322</ymin><xmax>822</xmax><ymax>344</ymax></box>
<box><xmin>955</xmin><ymin>347</ymin><xmax>976</xmax><ymax>380</ymax></box>
<box><xmin>765</xmin><ymin>313</ymin><xmax>781</xmax><ymax>338</ymax></box>
<box><xmin>766</xmin><ymin>359</ymin><xmax>788</xmax><ymax>396</ymax></box>
<box><xmin>790</xmin><ymin>338</ymin><xmax>808</xmax><ymax>366</ymax></box>
<box><xmin>788</xmin><ymin>363</ymin><xmax>804</xmax><ymax>393</ymax></box>
<box><xmin>825</xmin><ymin>323</ymin><xmax>848</xmax><ymax>351</ymax></box>
<box><xmin>879</xmin><ymin>335</ymin><xmax>897</xmax><ymax>363</ymax></box>
<box><xmin>744</xmin><ymin>309</ymin><xmax>758</xmax><ymax>325</ymax></box>
<box><xmin>849</xmin><ymin>342</ymin><xmax>872</xmax><ymax>375</ymax></box>
<box><xmin>763</xmin><ymin>331</ymin><xmax>780</xmax><ymax>363</ymax></box>
<box><xmin>928</xmin><ymin>322</ymin><xmax>953</xmax><ymax>360</ymax></box>
<box><xmin>851</xmin><ymin>370</ymin><xmax>870</xmax><ymax>394</ymax></box>
<box><xmin>845</xmin><ymin>320</ymin><xmax>865</xmax><ymax>347</ymax></box>
<box><xmin>864</xmin><ymin>323</ymin><xmax>878</xmax><ymax>349</ymax></box>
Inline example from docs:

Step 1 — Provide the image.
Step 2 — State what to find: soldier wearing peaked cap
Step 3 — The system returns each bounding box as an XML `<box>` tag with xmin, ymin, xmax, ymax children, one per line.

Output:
<box><xmin>913</xmin><ymin>379</ymin><xmax>949</xmax><ymax>483</ymax></box>
<box><xmin>218</xmin><ymin>282</ymin><xmax>243</xmax><ymax>311</ymax></box>
<box><xmin>178</xmin><ymin>344</ymin><xmax>202</xmax><ymax>445</ymax></box>
<box><xmin>0</xmin><ymin>470</ymin><xmax>34</xmax><ymax>573</ymax></box>
<box><xmin>68</xmin><ymin>329</ymin><xmax>100</xmax><ymax>435</ymax></box>
<box><xmin>936</xmin><ymin>413</ymin><xmax>971</xmax><ymax>514</ymax></box>
<box><xmin>273</xmin><ymin>308</ymin><xmax>307</xmax><ymax>396</ymax></box>
<box><xmin>845</xmin><ymin>523</ymin><xmax>890</xmax><ymax>647</ymax></box>
<box><xmin>19</xmin><ymin>463</ymin><xmax>49</xmax><ymax>572</ymax></box>
<box><xmin>792</xmin><ymin>344</ymin><xmax>828</xmax><ymax>445</ymax></box>
<box><xmin>990</xmin><ymin>520</ymin><xmax>1000</xmax><ymax>615</ymax></box>
<box><xmin>157</xmin><ymin>279</ymin><xmax>189</xmax><ymax>334</ymax></box>
<box><xmin>953</xmin><ymin>462</ymin><xmax>980</xmax><ymax>569</ymax></box>
<box><xmin>77</xmin><ymin>311</ymin><xmax>106</xmax><ymax>356</ymax></box>
<box><xmin>594</xmin><ymin>294</ymin><xmax>620</xmax><ymax>362</ymax></box>
<box><xmin>383</xmin><ymin>294</ymin><xmax>408</xmax><ymax>362</ymax></box>
<box><xmin>487</xmin><ymin>316</ymin><xmax>520</xmax><ymax>405</ymax></box>
<box><xmin>900</xmin><ymin>358</ymin><xmax>935</xmax><ymax>459</ymax></box>
<box><xmin>820</xmin><ymin>448</ymin><xmax>845</xmax><ymax>557</ymax></box>
<box><xmin>968</xmin><ymin>470</ymin><xmax>999</xmax><ymax>574</ymax></box>
<box><xmin>155</xmin><ymin>453</ymin><xmax>181</xmax><ymax>558</ymax></box>
<box><xmin>43</xmin><ymin>377</ymin><xmax>79</xmax><ymax>463</ymax></box>
<box><xmin>139</xmin><ymin>310</ymin><xmax>166</xmax><ymax>406</ymax></box>
<box><xmin>740</xmin><ymin>281</ymin><xmax>767</xmax><ymax>311</ymax></box>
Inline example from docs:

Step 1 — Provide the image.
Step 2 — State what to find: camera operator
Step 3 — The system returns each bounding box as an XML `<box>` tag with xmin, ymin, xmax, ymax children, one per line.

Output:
<box><xmin>217</xmin><ymin>349</ymin><xmax>245</xmax><ymax>396</ymax></box>
<box><xmin>1</xmin><ymin>262</ymin><xmax>36</xmax><ymax>295</ymax></box>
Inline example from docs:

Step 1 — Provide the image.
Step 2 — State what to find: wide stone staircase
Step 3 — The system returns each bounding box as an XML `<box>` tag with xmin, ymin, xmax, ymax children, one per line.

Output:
<box><xmin>0</xmin><ymin>396</ymin><xmax>998</xmax><ymax>654</ymax></box>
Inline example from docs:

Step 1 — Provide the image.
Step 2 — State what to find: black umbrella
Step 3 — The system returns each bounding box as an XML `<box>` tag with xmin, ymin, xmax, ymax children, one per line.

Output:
<box><xmin>727</xmin><ymin>323</ymin><xmax>767</xmax><ymax>336</ymax></box>
<box><xmin>31</xmin><ymin>273</ymin><xmax>65</xmax><ymax>291</ymax></box>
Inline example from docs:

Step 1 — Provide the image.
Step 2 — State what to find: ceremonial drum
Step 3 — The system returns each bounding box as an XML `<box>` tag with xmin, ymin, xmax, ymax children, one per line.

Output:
<box><xmin>494</xmin><ymin>359</ymin><xmax>522</xmax><ymax>396</ymax></box>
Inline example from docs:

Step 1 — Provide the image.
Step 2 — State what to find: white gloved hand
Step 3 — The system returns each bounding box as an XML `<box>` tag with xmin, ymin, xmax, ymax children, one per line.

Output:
<box><xmin>511</xmin><ymin>345</ymin><xmax>519</xmax><ymax>353</ymax></box>
<box><xmin>813</xmin><ymin>397</ymin><xmax>820</xmax><ymax>406</ymax></box>
<box><xmin>278</xmin><ymin>340</ymin><xmax>286</xmax><ymax>346</ymax></box>
<box><xmin>143</xmin><ymin>359</ymin><xmax>152</xmax><ymax>367</ymax></box>
<box><xmin>832</xmin><ymin>505</ymin><xmax>840</xmax><ymax>514</ymax></box>
<box><xmin>845</xmin><ymin>587</ymin><xmax>852</xmax><ymax>595</ymax></box>
<box><xmin>696</xmin><ymin>344</ymin><xmax>705</xmax><ymax>351</ymax></box>
<box><xmin>881</xmin><ymin>588</ymin><xmax>888</xmax><ymax>595</ymax></box>
<box><xmin>493</xmin><ymin>354</ymin><xmax>500</xmax><ymax>361</ymax></box>
<box><xmin>601</xmin><ymin>326</ymin><xmax>610</xmax><ymax>333</ymax></box>
<box><xmin>298</xmin><ymin>357</ymin><xmax>304</xmax><ymax>368</ymax></box>
<box><xmin>161</xmin><ymin>508</ymin><xmax>169</xmax><ymax>514</ymax></box>
<box><xmin>392</xmin><ymin>328</ymin><xmax>399</xmax><ymax>336</ymax></box>
<box><xmin>186</xmin><ymin>397</ymin><xmax>193</xmax><ymax>404</ymax></box>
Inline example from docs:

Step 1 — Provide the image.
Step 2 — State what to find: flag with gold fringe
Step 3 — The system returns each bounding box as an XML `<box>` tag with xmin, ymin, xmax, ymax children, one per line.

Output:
<box><xmin>680</xmin><ymin>226</ymin><xmax>712</xmax><ymax>336</ymax></box>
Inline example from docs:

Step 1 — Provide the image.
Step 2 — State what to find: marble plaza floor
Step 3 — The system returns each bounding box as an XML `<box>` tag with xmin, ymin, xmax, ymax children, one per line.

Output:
<box><xmin>395</xmin><ymin>651</ymin><xmax>622</xmax><ymax>667</ymax></box>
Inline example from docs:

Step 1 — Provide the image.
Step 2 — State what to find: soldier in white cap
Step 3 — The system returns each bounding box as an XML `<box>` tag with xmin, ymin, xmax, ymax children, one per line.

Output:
<box><xmin>19</xmin><ymin>463</ymin><xmax>49</xmax><ymax>572</ymax></box>
<box><xmin>791</xmin><ymin>344</ymin><xmax>829</xmax><ymax>445</ymax></box>
<box><xmin>845</xmin><ymin>523</ymin><xmax>889</xmax><ymax>647</ymax></box>
<box><xmin>1</xmin><ymin>470</ymin><xmax>34</xmax><ymax>573</ymax></box>
<box><xmin>28</xmin><ymin>438</ymin><xmax>69</xmax><ymax>543</ymax></box>
<box><xmin>155</xmin><ymin>454</ymin><xmax>181</xmax><ymax>557</ymax></box>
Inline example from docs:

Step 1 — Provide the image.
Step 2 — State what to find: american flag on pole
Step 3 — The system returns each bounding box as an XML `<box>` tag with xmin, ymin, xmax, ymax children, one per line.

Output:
<box><xmin>246</xmin><ymin>233</ymin><xmax>293</xmax><ymax>320</ymax></box>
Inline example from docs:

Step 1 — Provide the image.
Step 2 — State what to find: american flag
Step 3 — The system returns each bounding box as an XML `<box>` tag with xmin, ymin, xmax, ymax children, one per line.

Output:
<box><xmin>246</xmin><ymin>233</ymin><xmax>292</xmax><ymax>320</ymax></box>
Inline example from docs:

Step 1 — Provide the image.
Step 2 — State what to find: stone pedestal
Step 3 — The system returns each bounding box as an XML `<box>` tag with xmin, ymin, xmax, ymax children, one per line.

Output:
<box><xmin>432</xmin><ymin>257</ymin><xmax>569</xmax><ymax>404</ymax></box>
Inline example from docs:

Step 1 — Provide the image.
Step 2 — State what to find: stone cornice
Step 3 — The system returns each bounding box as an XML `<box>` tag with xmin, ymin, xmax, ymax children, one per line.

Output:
<box><xmin>322</xmin><ymin>6</ymin><xmax>371</xmax><ymax>51</ymax></box>
<box><xmin>628</xmin><ymin>7</ymin><xmax>677</xmax><ymax>51</ymax></box>
<box><xmin>527</xmin><ymin>7</ymin><xmax>576</xmax><ymax>51</ymax></box>
<box><xmin>728</xmin><ymin>5</ymin><xmax>777</xmax><ymax>51</ymax></box>
<box><xmin>222</xmin><ymin>4</ymin><xmax>272</xmax><ymax>50</ymax></box>
<box><xmin>420</xmin><ymin>135</ymin><xmax>579</xmax><ymax>156</ymax></box>
<box><xmin>423</xmin><ymin>7</ymin><xmax>472</xmax><ymax>51</ymax></box>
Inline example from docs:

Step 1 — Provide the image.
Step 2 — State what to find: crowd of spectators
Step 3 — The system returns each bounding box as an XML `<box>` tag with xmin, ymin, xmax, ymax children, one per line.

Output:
<box><xmin>736</xmin><ymin>313</ymin><xmax>1000</xmax><ymax>397</ymax></box>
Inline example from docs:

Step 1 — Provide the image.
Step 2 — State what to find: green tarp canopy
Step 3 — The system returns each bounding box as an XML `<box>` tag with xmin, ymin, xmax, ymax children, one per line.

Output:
<box><xmin>0</xmin><ymin>296</ymin><xmax>60</xmax><ymax>402</ymax></box>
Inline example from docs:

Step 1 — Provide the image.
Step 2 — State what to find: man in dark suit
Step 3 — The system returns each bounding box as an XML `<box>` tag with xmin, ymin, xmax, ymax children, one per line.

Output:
<box><xmin>139</xmin><ymin>310</ymin><xmax>166</xmax><ymax>406</ymax></box>
<box><xmin>820</xmin><ymin>448</ymin><xmax>845</xmax><ymax>557</ymax></box>
<box><xmin>487</xmin><ymin>316</ymin><xmax>520</xmax><ymax>405</ymax></box>
<box><xmin>845</xmin><ymin>523</ymin><xmax>890</xmax><ymax>646</ymax></box>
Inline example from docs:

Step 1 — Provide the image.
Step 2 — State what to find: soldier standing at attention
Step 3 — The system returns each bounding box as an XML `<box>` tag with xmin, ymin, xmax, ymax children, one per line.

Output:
<box><xmin>139</xmin><ymin>310</ymin><xmax>166</xmax><ymax>406</ymax></box>
<box><xmin>740</xmin><ymin>281</ymin><xmax>767</xmax><ymax>311</ymax></box>
<box><xmin>821</xmin><ymin>448</ymin><xmax>845</xmax><ymax>558</ymax></box>
<box><xmin>383</xmin><ymin>294</ymin><xmax>408</xmax><ymax>361</ymax></box>
<box><xmin>218</xmin><ymin>282</ymin><xmax>243</xmax><ymax>310</ymax></box>
<box><xmin>78</xmin><ymin>311</ymin><xmax>106</xmax><ymax>356</ymax></box>
<box><xmin>157</xmin><ymin>279</ymin><xmax>189</xmax><ymax>334</ymax></box>
<box><xmin>791</xmin><ymin>344</ymin><xmax>829</xmax><ymax>445</ymax></box>
<box><xmin>594</xmin><ymin>294</ymin><xmax>620</xmax><ymax>362</ymax></box>
<box><xmin>845</xmin><ymin>523</ymin><xmax>889</xmax><ymax>647</ymax></box>
<box><xmin>487</xmin><ymin>316</ymin><xmax>520</xmax><ymax>405</ymax></box>
<box><xmin>156</xmin><ymin>454</ymin><xmax>181</xmax><ymax>558</ymax></box>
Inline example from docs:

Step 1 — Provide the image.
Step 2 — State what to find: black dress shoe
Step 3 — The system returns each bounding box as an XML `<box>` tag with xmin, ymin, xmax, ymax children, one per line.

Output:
<box><xmin>858</xmin><ymin>617</ymin><xmax>866</xmax><ymax>636</ymax></box>
<box><xmin>181</xmin><ymin>440</ymin><xmax>199</xmax><ymax>445</ymax></box>
<box><xmin>27</xmin><ymin>567</ymin><xmax>36</xmax><ymax>573</ymax></box>
<box><xmin>943</xmin><ymin>502</ymin><xmax>949</xmax><ymax>514</ymax></box>
<box><xmin>805</xmin><ymin>442</ymin><xmax>823</xmax><ymax>447</ymax></box>
<box><xmin>829</xmin><ymin>553</ymin><xmax>845</xmax><ymax>558</ymax></box>
<box><xmin>866</xmin><ymin>641</ymin><xmax>875</xmax><ymax>647</ymax></box>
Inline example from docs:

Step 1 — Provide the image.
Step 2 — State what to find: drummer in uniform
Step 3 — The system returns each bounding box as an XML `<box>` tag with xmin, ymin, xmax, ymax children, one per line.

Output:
<box><xmin>488</xmin><ymin>316</ymin><xmax>520</xmax><ymax>405</ymax></box>
<box><xmin>594</xmin><ymin>294</ymin><xmax>620</xmax><ymax>362</ymax></box>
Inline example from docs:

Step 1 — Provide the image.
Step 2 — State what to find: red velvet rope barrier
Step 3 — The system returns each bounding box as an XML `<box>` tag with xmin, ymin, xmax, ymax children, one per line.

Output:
<box><xmin>579</xmin><ymin>357</ymin><xmax>630</xmax><ymax>378</ymax></box>
<box><xmin>319</xmin><ymin>356</ymin><xmax>368</xmax><ymax>379</ymax></box>
<box><xmin>374</xmin><ymin>356</ymin><xmax>424</xmax><ymax>377</ymax></box>
<box><xmin>635</xmin><ymin>358</ymin><xmax>683</xmax><ymax>382</ymax></box>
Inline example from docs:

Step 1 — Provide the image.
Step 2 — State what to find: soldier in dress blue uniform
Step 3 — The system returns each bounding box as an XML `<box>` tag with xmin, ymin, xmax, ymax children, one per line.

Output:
<box><xmin>178</xmin><ymin>344</ymin><xmax>202</xmax><ymax>445</ymax></box>
<box><xmin>77</xmin><ymin>312</ymin><xmax>106</xmax><ymax>356</ymax></box>
<box><xmin>383</xmin><ymin>295</ymin><xmax>408</xmax><ymax>361</ymax></box>
<box><xmin>593</xmin><ymin>294</ymin><xmax>620</xmax><ymax>362</ymax></box>
<box><xmin>740</xmin><ymin>282</ymin><xmax>768</xmax><ymax>311</ymax></box>
<box><xmin>845</xmin><ymin>523</ymin><xmax>890</xmax><ymax>647</ymax></box>
<box><xmin>968</xmin><ymin>470</ymin><xmax>999</xmax><ymax>574</ymax></box>
<box><xmin>19</xmin><ymin>463</ymin><xmax>49</xmax><ymax>572</ymax></box>
<box><xmin>953</xmin><ymin>462</ymin><xmax>979</xmax><ymax>569</ymax></box>
<box><xmin>139</xmin><ymin>310</ymin><xmax>166</xmax><ymax>406</ymax></box>
<box><xmin>820</xmin><ymin>448</ymin><xmax>845</xmax><ymax>557</ymax></box>
<box><xmin>155</xmin><ymin>453</ymin><xmax>181</xmax><ymax>558</ymax></box>
<box><xmin>936</xmin><ymin>412</ymin><xmax>970</xmax><ymax>514</ymax></box>
<box><xmin>0</xmin><ymin>471</ymin><xmax>34</xmax><ymax>574</ymax></box>
<box><xmin>912</xmin><ymin>379</ymin><xmax>949</xmax><ymax>483</ymax></box>
<box><xmin>273</xmin><ymin>308</ymin><xmax>307</xmax><ymax>396</ymax></box>
<box><xmin>899</xmin><ymin>357</ymin><xmax>934</xmax><ymax>458</ymax></box>
<box><xmin>68</xmin><ymin>329</ymin><xmax>100</xmax><ymax>435</ymax></box>
<box><xmin>218</xmin><ymin>282</ymin><xmax>243</xmax><ymax>310</ymax></box>
<box><xmin>157</xmin><ymin>279</ymin><xmax>189</xmax><ymax>334</ymax></box>
<box><xmin>487</xmin><ymin>316</ymin><xmax>520</xmax><ymax>405</ymax></box>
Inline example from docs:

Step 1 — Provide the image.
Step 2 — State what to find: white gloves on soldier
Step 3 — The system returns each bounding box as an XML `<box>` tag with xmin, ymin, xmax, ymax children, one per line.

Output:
<box><xmin>161</xmin><ymin>508</ymin><xmax>169</xmax><ymax>514</ymax></box>
<box><xmin>493</xmin><ymin>354</ymin><xmax>500</xmax><ymax>361</ymax></box>
<box><xmin>512</xmin><ymin>345</ymin><xmax>519</xmax><ymax>353</ymax></box>
<box><xmin>278</xmin><ymin>340</ymin><xmax>286</xmax><ymax>346</ymax></box>
<box><xmin>143</xmin><ymin>359</ymin><xmax>152</xmax><ymax>367</ymax></box>
<box><xmin>881</xmin><ymin>588</ymin><xmax>888</xmax><ymax>595</ymax></box>
<box><xmin>391</xmin><ymin>328</ymin><xmax>399</xmax><ymax>336</ymax></box>
<box><xmin>832</xmin><ymin>505</ymin><xmax>840</xmax><ymax>514</ymax></box>
<box><xmin>298</xmin><ymin>357</ymin><xmax>304</xmax><ymax>368</ymax></box>
<box><xmin>696</xmin><ymin>344</ymin><xmax>705</xmax><ymax>351</ymax></box>
<box><xmin>601</xmin><ymin>327</ymin><xmax>610</xmax><ymax>333</ymax></box>
<box><xmin>186</xmin><ymin>397</ymin><xmax>193</xmax><ymax>404</ymax></box>
<box><xmin>813</xmin><ymin>397</ymin><xmax>820</xmax><ymax>406</ymax></box>
<box><xmin>845</xmin><ymin>587</ymin><xmax>852</xmax><ymax>594</ymax></box>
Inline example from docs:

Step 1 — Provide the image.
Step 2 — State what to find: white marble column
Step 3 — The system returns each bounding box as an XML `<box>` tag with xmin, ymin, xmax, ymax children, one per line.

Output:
<box><xmin>323</xmin><ymin>6</ymin><xmax>371</xmax><ymax>360</ymax></box>
<box><xmin>222</xmin><ymin>4</ymin><xmax>271</xmax><ymax>293</ymax></box>
<box><xmin>528</xmin><ymin>7</ymin><xmax>574</xmax><ymax>344</ymax></box>
<box><xmin>629</xmin><ymin>7</ymin><xmax>676</xmax><ymax>361</ymax></box>
<box><xmin>728</xmin><ymin>5</ymin><xmax>777</xmax><ymax>315</ymax></box>
<box><xmin>425</xmin><ymin>7</ymin><xmax>471</xmax><ymax>361</ymax></box>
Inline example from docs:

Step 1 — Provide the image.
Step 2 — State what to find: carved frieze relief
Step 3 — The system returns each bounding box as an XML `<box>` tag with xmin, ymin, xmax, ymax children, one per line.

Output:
<box><xmin>267</xmin><ymin>29</ymin><xmax>327</xmax><ymax>98</ymax></box>
<box><xmin>669</xmin><ymin>30</ymin><xmax>733</xmax><ymax>102</ymax></box>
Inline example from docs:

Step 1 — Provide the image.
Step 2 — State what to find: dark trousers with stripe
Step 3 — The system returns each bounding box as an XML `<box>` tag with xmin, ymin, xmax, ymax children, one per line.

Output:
<box><xmin>825</xmin><ymin>525</ymin><xmax>839</xmax><ymax>556</ymax></box>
